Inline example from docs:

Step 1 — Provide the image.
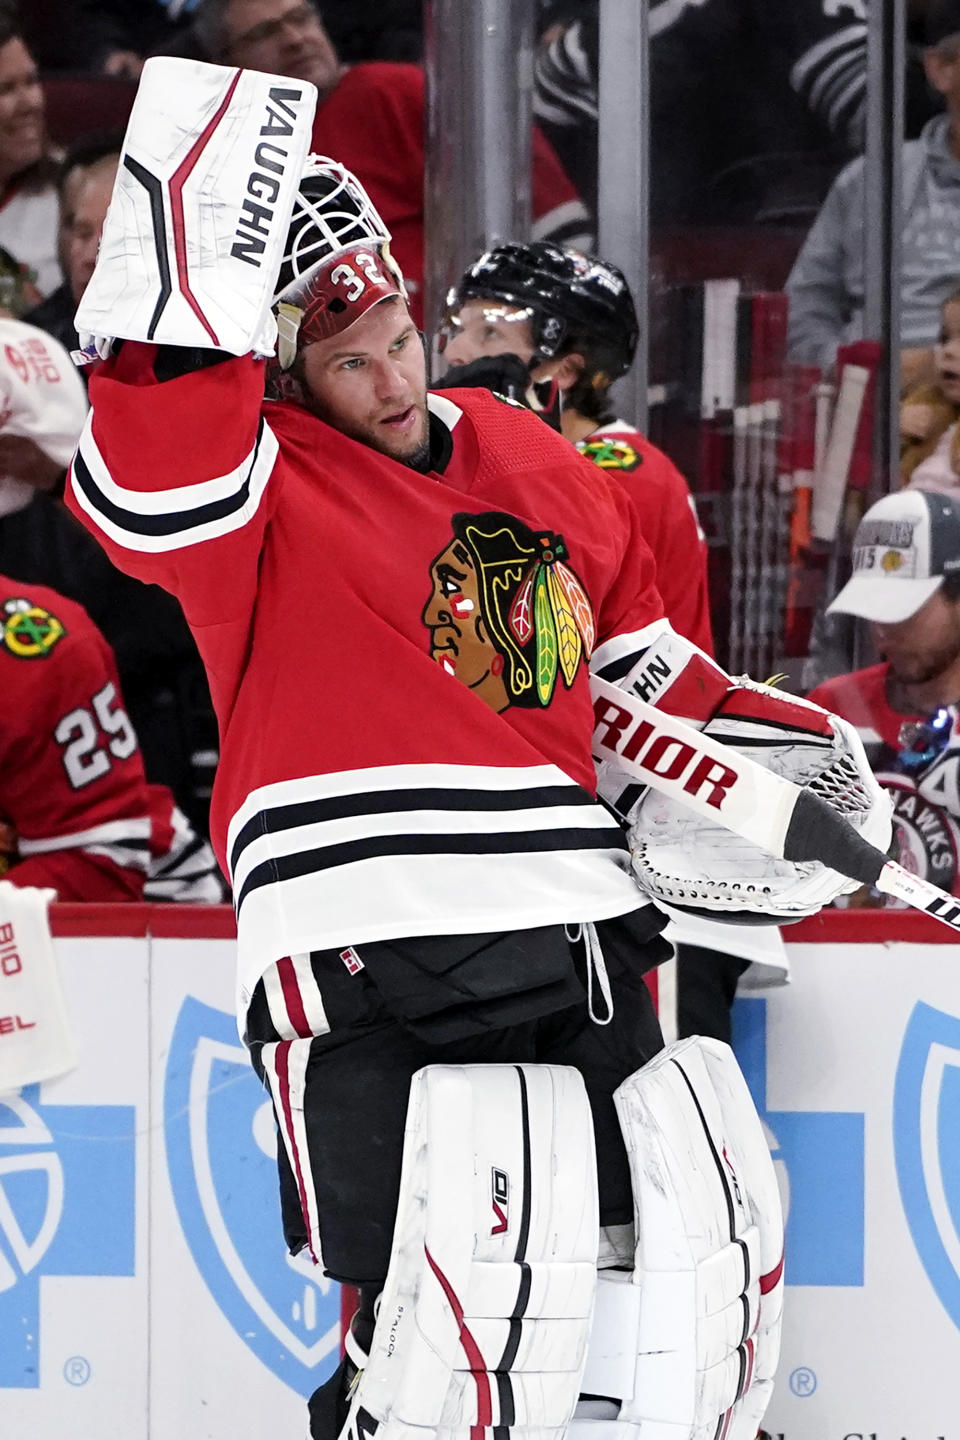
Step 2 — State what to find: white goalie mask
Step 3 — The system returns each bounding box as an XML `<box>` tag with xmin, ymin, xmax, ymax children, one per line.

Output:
<box><xmin>272</xmin><ymin>155</ymin><xmax>407</xmax><ymax>370</ymax></box>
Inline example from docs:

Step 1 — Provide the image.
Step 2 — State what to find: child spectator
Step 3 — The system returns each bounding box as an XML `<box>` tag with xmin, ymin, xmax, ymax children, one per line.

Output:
<box><xmin>902</xmin><ymin>284</ymin><xmax>960</xmax><ymax>491</ymax></box>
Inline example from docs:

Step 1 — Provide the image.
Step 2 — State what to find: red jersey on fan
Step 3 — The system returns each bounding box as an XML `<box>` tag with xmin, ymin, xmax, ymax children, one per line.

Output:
<box><xmin>0</xmin><ymin>574</ymin><xmax>151</xmax><ymax>901</ymax></box>
<box><xmin>576</xmin><ymin>420</ymin><xmax>714</xmax><ymax>655</ymax></box>
<box><xmin>311</xmin><ymin>64</ymin><xmax>590</xmax><ymax>326</ymax></box>
<box><xmin>68</xmin><ymin>346</ymin><xmax>663</xmax><ymax>1016</ymax></box>
<box><xmin>808</xmin><ymin>663</ymin><xmax>960</xmax><ymax>898</ymax></box>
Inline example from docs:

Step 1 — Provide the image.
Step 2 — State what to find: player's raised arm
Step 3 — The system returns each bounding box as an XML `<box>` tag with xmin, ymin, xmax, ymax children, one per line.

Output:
<box><xmin>65</xmin><ymin>58</ymin><xmax>316</xmax><ymax>602</ymax></box>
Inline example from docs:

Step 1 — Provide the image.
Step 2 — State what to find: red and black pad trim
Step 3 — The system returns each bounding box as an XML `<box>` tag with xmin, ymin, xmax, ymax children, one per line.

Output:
<box><xmin>167</xmin><ymin>67</ymin><xmax>243</xmax><ymax>347</ymax></box>
<box><xmin>671</xmin><ymin>1058</ymin><xmax>757</xmax><ymax>1422</ymax></box>
<box><xmin>424</xmin><ymin>1246</ymin><xmax>493</xmax><ymax>1440</ymax></box>
<box><xmin>122</xmin><ymin>154</ymin><xmax>172</xmax><ymax>340</ymax></box>
<box><xmin>713</xmin><ymin>687</ymin><xmax>836</xmax><ymax>740</ymax></box>
<box><xmin>492</xmin><ymin>1067</ymin><xmax>534</xmax><ymax>1435</ymax></box>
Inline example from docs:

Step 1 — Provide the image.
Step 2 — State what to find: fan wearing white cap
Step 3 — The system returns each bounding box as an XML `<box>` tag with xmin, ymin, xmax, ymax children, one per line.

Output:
<box><xmin>808</xmin><ymin>488</ymin><xmax>960</xmax><ymax>897</ymax></box>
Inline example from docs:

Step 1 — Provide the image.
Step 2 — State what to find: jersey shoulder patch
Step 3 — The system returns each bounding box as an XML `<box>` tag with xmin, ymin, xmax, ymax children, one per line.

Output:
<box><xmin>1</xmin><ymin>595</ymin><xmax>66</xmax><ymax>659</ymax></box>
<box><xmin>578</xmin><ymin>436</ymin><xmax>642</xmax><ymax>471</ymax></box>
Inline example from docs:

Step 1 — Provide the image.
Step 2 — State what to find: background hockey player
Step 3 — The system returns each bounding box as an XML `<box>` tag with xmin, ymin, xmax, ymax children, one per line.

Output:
<box><xmin>436</xmin><ymin>242</ymin><xmax>789</xmax><ymax>1041</ymax></box>
<box><xmin>437</xmin><ymin>241</ymin><xmax>712</xmax><ymax>654</ymax></box>
<box><xmin>0</xmin><ymin>570</ymin><xmax>220</xmax><ymax>901</ymax></box>
<box><xmin>66</xmin><ymin>59</ymin><xmax>889</xmax><ymax>1440</ymax></box>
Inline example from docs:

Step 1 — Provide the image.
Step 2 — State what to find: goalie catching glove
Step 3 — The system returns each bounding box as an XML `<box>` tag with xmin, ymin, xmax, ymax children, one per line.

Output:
<box><xmin>626</xmin><ymin>676</ymin><xmax>892</xmax><ymax>922</ymax></box>
<box><xmin>591</xmin><ymin>622</ymin><xmax>892</xmax><ymax>924</ymax></box>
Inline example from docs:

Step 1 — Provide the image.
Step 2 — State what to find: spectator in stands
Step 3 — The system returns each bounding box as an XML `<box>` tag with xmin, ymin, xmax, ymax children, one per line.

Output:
<box><xmin>807</xmin><ymin>488</ymin><xmax>960</xmax><ymax>899</ymax></box>
<box><xmin>0</xmin><ymin>567</ymin><xmax>222</xmax><ymax>902</ymax></box>
<box><xmin>39</xmin><ymin>0</ymin><xmax>202</xmax><ymax>77</ymax></box>
<box><xmin>787</xmin><ymin>0</ymin><xmax>960</xmax><ymax>382</ymax></box>
<box><xmin>901</xmin><ymin>283</ymin><xmax>960</xmax><ymax>488</ymax></box>
<box><xmin>0</xmin><ymin>19</ymin><xmax>60</xmax><ymax>298</ymax></box>
<box><xmin>193</xmin><ymin>0</ymin><xmax>591</xmax><ymax>323</ymax></box>
<box><xmin>532</xmin><ymin>0</ymin><xmax>938</xmax><ymax>229</ymax></box>
<box><xmin>0</xmin><ymin>311</ymin><xmax>86</xmax><ymax>523</ymax></box>
<box><xmin>27</xmin><ymin>134</ymin><xmax>124</xmax><ymax>358</ymax></box>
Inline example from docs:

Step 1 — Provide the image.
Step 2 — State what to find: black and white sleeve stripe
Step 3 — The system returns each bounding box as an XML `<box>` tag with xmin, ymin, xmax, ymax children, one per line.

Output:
<box><xmin>19</xmin><ymin>818</ymin><xmax>153</xmax><ymax>873</ymax></box>
<box><xmin>790</xmin><ymin>24</ymin><xmax>869</xmax><ymax>148</ymax></box>
<box><xmin>533</xmin><ymin>21</ymin><xmax>598</xmax><ymax>129</ymax></box>
<box><xmin>69</xmin><ymin>410</ymin><xmax>279</xmax><ymax>553</ymax></box>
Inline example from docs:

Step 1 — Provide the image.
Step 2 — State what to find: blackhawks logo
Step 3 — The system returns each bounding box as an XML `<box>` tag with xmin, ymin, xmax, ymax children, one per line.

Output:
<box><xmin>423</xmin><ymin>510</ymin><xmax>595</xmax><ymax>715</ymax></box>
<box><xmin>1</xmin><ymin>597</ymin><xmax>65</xmax><ymax>658</ymax></box>
<box><xmin>579</xmin><ymin>437</ymin><xmax>640</xmax><ymax>471</ymax></box>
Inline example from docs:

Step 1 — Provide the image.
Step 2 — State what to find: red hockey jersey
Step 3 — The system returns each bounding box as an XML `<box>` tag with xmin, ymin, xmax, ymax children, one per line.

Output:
<box><xmin>0</xmin><ymin>574</ymin><xmax>150</xmax><ymax>900</ymax></box>
<box><xmin>311</xmin><ymin>64</ymin><xmax>590</xmax><ymax>326</ymax></box>
<box><xmin>809</xmin><ymin>664</ymin><xmax>960</xmax><ymax>899</ymax></box>
<box><xmin>68</xmin><ymin>348</ymin><xmax>663</xmax><ymax>1013</ymax></box>
<box><xmin>576</xmin><ymin>420</ymin><xmax>714</xmax><ymax>655</ymax></box>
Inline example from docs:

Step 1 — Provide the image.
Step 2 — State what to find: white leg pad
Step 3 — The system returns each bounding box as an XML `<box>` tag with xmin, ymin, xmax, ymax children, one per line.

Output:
<box><xmin>339</xmin><ymin>1063</ymin><xmax>599</xmax><ymax>1440</ymax></box>
<box><xmin>572</xmin><ymin>1037</ymin><xmax>784</xmax><ymax>1440</ymax></box>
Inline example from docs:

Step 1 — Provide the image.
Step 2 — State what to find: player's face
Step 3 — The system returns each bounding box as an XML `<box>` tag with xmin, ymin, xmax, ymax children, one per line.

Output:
<box><xmin>0</xmin><ymin>38</ymin><xmax>44</xmax><ymax>185</ymax></box>
<box><xmin>935</xmin><ymin>299</ymin><xmax>960</xmax><ymax>404</ymax></box>
<box><xmin>442</xmin><ymin>299</ymin><xmax>537</xmax><ymax>366</ymax></box>
<box><xmin>872</xmin><ymin>588</ymin><xmax>960</xmax><ymax>685</ymax></box>
<box><xmin>298</xmin><ymin>298</ymin><xmax>430</xmax><ymax>466</ymax></box>
<box><xmin>68</xmin><ymin>159</ymin><xmax>118</xmax><ymax>305</ymax></box>
<box><xmin>222</xmin><ymin>0</ymin><xmax>342</xmax><ymax>97</ymax></box>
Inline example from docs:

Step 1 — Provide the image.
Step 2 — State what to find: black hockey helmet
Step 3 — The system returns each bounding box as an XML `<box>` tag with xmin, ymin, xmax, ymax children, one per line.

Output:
<box><xmin>447</xmin><ymin>241</ymin><xmax>639</xmax><ymax>381</ymax></box>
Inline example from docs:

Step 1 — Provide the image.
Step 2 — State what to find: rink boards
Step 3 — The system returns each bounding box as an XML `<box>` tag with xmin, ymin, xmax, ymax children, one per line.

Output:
<box><xmin>1</xmin><ymin>905</ymin><xmax>958</xmax><ymax>1439</ymax></box>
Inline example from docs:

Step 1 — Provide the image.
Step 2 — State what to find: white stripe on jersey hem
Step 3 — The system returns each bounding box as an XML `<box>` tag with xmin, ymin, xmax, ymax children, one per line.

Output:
<box><xmin>19</xmin><ymin>817</ymin><xmax>151</xmax><ymax>854</ymax></box>
<box><xmin>234</xmin><ymin>846</ymin><xmax>646</xmax><ymax>1024</ymax></box>
<box><xmin>226</xmin><ymin>761</ymin><xmax>591</xmax><ymax>858</ymax></box>
<box><xmin>231</xmin><ymin>801</ymin><xmax>618</xmax><ymax>898</ymax></box>
<box><xmin>590</xmin><ymin>617</ymin><xmax>674</xmax><ymax>675</ymax></box>
<box><xmin>77</xmin><ymin>412</ymin><xmax>269</xmax><ymax>516</ymax></box>
<box><xmin>70</xmin><ymin>421</ymin><xmax>278</xmax><ymax>554</ymax></box>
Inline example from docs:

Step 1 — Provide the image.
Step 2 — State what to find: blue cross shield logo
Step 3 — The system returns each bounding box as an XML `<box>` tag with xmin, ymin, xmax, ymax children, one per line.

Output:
<box><xmin>163</xmin><ymin>996</ymin><xmax>342</xmax><ymax>1396</ymax></box>
<box><xmin>733</xmin><ymin>996</ymin><xmax>865</xmax><ymax>1285</ymax></box>
<box><xmin>895</xmin><ymin>1000</ymin><xmax>960</xmax><ymax>1330</ymax></box>
<box><xmin>0</xmin><ymin>1085</ymin><xmax>135</xmax><ymax>1388</ymax></box>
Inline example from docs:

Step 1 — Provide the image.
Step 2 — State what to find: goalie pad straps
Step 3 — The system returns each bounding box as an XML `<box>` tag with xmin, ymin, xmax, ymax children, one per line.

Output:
<box><xmin>571</xmin><ymin>1037</ymin><xmax>783</xmax><ymax>1440</ymax></box>
<box><xmin>74</xmin><ymin>58</ymin><xmax>317</xmax><ymax>360</ymax></box>
<box><xmin>340</xmin><ymin>1063</ymin><xmax>599</xmax><ymax>1440</ymax></box>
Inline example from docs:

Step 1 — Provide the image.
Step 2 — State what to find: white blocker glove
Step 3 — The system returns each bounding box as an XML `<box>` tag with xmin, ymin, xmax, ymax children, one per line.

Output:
<box><xmin>626</xmin><ymin>678</ymin><xmax>893</xmax><ymax>923</ymax></box>
<box><xmin>74</xmin><ymin>58</ymin><xmax>317</xmax><ymax>361</ymax></box>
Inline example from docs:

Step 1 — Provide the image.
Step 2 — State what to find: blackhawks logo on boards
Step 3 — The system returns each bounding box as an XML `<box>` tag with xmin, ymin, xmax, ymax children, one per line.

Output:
<box><xmin>1</xmin><ymin>597</ymin><xmax>64</xmax><ymax>658</ymax></box>
<box><xmin>423</xmin><ymin>510</ymin><xmax>595</xmax><ymax>715</ymax></box>
<box><xmin>579</xmin><ymin>437</ymin><xmax>641</xmax><ymax>472</ymax></box>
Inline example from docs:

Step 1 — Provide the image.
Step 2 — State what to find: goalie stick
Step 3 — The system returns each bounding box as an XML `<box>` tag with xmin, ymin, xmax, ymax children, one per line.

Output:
<box><xmin>591</xmin><ymin>676</ymin><xmax>960</xmax><ymax>932</ymax></box>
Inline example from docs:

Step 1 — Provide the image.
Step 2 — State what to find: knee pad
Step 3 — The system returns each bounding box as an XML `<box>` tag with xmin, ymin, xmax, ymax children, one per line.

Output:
<box><xmin>339</xmin><ymin>1062</ymin><xmax>599</xmax><ymax>1440</ymax></box>
<box><xmin>573</xmin><ymin>1037</ymin><xmax>784</xmax><ymax>1440</ymax></box>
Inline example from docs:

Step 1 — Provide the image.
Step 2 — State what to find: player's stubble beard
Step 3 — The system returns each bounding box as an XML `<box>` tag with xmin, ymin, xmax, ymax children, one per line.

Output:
<box><xmin>303</xmin><ymin>388</ymin><xmax>431</xmax><ymax>470</ymax></box>
<box><xmin>296</xmin><ymin>358</ymin><xmax>432</xmax><ymax>470</ymax></box>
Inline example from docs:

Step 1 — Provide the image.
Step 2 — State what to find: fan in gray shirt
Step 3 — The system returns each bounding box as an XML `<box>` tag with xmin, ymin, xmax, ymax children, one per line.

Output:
<box><xmin>786</xmin><ymin>0</ymin><xmax>960</xmax><ymax>372</ymax></box>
